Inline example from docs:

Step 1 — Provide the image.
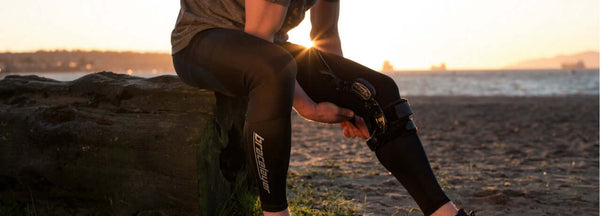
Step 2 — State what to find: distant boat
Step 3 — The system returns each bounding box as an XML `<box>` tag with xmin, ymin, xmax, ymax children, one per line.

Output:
<box><xmin>381</xmin><ymin>60</ymin><xmax>394</xmax><ymax>72</ymax></box>
<box><xmin>431</xmin><ymin>62</ymin><xmax>446</xmax><ymax>71</ymax></box>
<box><xmin>561</xmin><ymin>60</ymin><xmax>585</xmax><ymax>69</ymax></box>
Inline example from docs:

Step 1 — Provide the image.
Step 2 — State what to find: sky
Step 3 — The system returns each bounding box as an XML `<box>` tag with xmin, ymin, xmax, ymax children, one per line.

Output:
<box><xmin>0</xmin><ymin>0</ymin><xmax>598</xmax><ymax>70</ymax></box>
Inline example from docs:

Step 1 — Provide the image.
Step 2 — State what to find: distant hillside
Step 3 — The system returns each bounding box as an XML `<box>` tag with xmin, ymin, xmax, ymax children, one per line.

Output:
<box><xmin>0</xmin><ymin>50</ymin><xmax>174</xmax><ymax>73</ymax></box>
<box><xmin>504</xmin><ymin>51</ymin><xmax>599</xmax><ymax>69</ymax></box>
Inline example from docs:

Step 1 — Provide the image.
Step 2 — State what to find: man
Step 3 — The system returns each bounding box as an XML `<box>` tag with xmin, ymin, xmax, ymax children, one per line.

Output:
<box><xmin>171</xmin><ymin>0</ymin><xmax>472</xmax><ymax>215</ymax></box>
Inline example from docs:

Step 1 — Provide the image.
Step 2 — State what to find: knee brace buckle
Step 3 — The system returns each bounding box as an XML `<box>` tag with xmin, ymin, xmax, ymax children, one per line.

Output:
<box><xmin>367</xmin><ymin>99</ymin><xmax>418</xmax><ymax>151</ymax></box>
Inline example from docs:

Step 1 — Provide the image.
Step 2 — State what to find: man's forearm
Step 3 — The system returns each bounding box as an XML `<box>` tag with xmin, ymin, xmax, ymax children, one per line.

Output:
<box><xmin>309</xmin><ymin>0</ymin><xmax>342</xmax><ymax>56</ymax></box>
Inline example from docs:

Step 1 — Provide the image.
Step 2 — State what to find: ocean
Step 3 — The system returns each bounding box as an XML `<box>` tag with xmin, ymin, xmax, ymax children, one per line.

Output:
<box><xmin>389</xmin><ymin>69</ymin><xmax>599</xmax><ymax>96</ymax></box>
<box><xmin>1</xmin><ymin>69</ymin><xmax>598</xmax><ymax>96</ymax></box>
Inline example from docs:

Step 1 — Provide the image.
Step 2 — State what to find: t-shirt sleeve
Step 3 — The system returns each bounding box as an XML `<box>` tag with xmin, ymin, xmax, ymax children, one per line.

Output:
<box><xmin>265</xmin><ymin>0</ymin><xmax>291</xmax><ymax>6</ymax></box>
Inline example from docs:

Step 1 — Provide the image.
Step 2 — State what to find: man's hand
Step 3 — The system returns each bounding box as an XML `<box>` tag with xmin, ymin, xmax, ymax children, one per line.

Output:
<box><xmin>340</xmin><ymin>116</ymin><xmax>370</xmax><ymax>139</ymax></box>
<box><xmin>295</xmin><ymin>101</ymin><xmax>355</xmax><ymax>123</ymax></box>
<box><xmin>312</xmin><ymin>102</ymin><xmax>355</xmax><ymax>123</ymax></box>
<box><xmin>294</xmin><ymin>80</ymin><xmax>356</xmax><ymax>123</ymax></box>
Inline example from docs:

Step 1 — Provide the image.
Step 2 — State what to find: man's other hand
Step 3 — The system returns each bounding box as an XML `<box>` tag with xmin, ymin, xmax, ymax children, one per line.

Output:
<box><xmin>297</xmin><ymin>101</ymin><xmax>354</xmax><ymax>123</ymax></box>
<box><xmin>340</xmin><ymin>116</ymin><xmax>369</xmax><ymax>139</ymax></box>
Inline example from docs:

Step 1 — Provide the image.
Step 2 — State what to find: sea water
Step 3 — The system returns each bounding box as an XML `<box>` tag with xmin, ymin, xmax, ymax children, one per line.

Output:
<box><xmin>389</xmin><ymin>69</ymin><xmax>599</xmax><ymax>96</ymax></box>
<box><xmin>1</xmin><ymin>69</ymin><xmax>598</xmax><ymax>96</ymax></box>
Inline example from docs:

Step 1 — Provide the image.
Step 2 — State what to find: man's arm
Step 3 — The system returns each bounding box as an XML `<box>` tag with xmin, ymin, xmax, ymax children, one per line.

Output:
<box><xmin>244</xmin><ymin>0</ymin><xmax>288</xmax><ymax>42</ymax></box>
<box><xmin>311</xmin><ymin>1</ymin><xmax>370</xmax><ymax>139</ymax></box>
<box><xmin>310</xmin><ymin>0</ymin><xmax>342</xmax><ymax>56</ymax></box>
<box><xmin>245</xmin><ymin>0</ymin><xmax>353</xmax><ymax>124</ymax></box>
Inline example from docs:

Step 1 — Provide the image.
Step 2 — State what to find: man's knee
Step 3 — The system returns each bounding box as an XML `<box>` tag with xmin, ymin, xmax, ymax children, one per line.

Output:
<box><xmin>373</xmin><ymin>74</ymin><xmax>400</xmax><ymax>104</ymax></box>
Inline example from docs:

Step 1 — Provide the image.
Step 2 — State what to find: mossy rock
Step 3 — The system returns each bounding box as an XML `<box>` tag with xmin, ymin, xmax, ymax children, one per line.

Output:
<box><xmin>0</xmin><ymin>72</ymin><xmax>257</xmax><ymax>215</ymax></box>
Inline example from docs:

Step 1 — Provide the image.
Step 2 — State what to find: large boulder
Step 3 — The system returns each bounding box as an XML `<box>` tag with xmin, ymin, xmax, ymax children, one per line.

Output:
<box><xmin>0</xmin><ymin>72</ymin><xmax>256</xmax><ymax>215</ymax></box>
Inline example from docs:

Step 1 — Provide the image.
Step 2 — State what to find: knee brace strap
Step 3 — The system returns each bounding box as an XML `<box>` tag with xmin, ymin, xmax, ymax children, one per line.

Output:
<box><xmin>367</xmin><ymin>99</ymin><xmax>418</xmax><ymax>151</ymax></box>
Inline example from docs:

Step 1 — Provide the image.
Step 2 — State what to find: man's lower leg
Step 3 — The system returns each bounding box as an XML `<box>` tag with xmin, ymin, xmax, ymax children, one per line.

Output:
<box><xmin>374</xmin><ymin>133</ymin><xmax>450</xmax><ymax>216</ymax></box>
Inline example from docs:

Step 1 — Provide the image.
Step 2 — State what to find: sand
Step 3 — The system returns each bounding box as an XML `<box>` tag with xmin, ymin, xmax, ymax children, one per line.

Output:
<box><xmin>287</xmin><ymin>95</ymin><xmax>599</xmax><ymax>215</ymax></box>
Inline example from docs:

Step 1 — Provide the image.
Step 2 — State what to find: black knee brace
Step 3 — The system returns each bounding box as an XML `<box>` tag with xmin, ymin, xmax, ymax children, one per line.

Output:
<box><xmin>329</xmin><ymin>76</ymin><xmax>418</xmax><ymax>151</ymax></box>
<box><xmin>347</xmin><ymin>82</ymin><xmax>418</xmax><ymax>151</ymax></box>
<box><xmin>314</xmin><ymin>48</ymin><xmax>417</xmax><ymax>151</ymax></box>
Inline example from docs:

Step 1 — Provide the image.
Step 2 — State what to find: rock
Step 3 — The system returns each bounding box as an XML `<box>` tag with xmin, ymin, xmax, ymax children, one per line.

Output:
<box><xmin>0</xmin><ymin>72</ymin><xmax>256</xmax><ymax>215</ymax></box>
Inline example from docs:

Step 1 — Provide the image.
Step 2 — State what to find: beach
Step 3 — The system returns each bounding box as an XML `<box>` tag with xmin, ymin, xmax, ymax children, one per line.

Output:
<box><xmin>287</xmin><ymin>95</ymin><xmax>599</xmax><ymax>215</ymax></box>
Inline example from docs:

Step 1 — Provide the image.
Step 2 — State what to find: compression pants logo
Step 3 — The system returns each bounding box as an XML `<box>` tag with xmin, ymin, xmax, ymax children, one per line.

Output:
<box><xmin>253</xmin><ymin>132</ymin><xmax>270</xmax><ymax>194</ymax></box>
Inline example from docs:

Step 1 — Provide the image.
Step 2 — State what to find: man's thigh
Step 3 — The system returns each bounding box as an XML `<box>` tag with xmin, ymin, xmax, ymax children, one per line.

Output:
<box><xmin>176</xmin><ymin>28</ymin><xmax>295</xmax><ymax>97</ymax></box>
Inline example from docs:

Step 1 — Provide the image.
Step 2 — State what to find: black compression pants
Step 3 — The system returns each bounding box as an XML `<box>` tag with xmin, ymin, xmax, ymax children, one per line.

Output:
<box><xmin>172</xmin><ymin>28</ymin><xmax>449</xmax><ymax>215</ymax></box>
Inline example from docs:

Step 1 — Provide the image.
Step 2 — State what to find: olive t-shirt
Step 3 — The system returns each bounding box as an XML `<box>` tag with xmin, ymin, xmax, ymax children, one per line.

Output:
<box><xmin>171</xmin><ymin>0</ymin><xmax>318</xmax><ymax>54</ymax></box>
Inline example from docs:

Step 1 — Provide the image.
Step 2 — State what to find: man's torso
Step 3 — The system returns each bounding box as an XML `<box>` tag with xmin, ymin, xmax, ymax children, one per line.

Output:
<box><xmin>171</xmin><ymin>0</ymin><xmax>318</xmax><ymax>54</ymax></box>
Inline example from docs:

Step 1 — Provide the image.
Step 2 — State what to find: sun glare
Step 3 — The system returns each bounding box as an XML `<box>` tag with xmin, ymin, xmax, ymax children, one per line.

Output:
<box><xmin>287</xmin><ymin>11</ymin><xmax>315</xmax><ymax>48</ymax></box>
<box><xmin>287</xmin><ymin>31</ymin><xmax>314</xmax><ymax>48</ymax></box>
<box><xmin>302</xmin><ymin>40</ymin><xmax>315</xmax><ymax>48</ymax></box>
